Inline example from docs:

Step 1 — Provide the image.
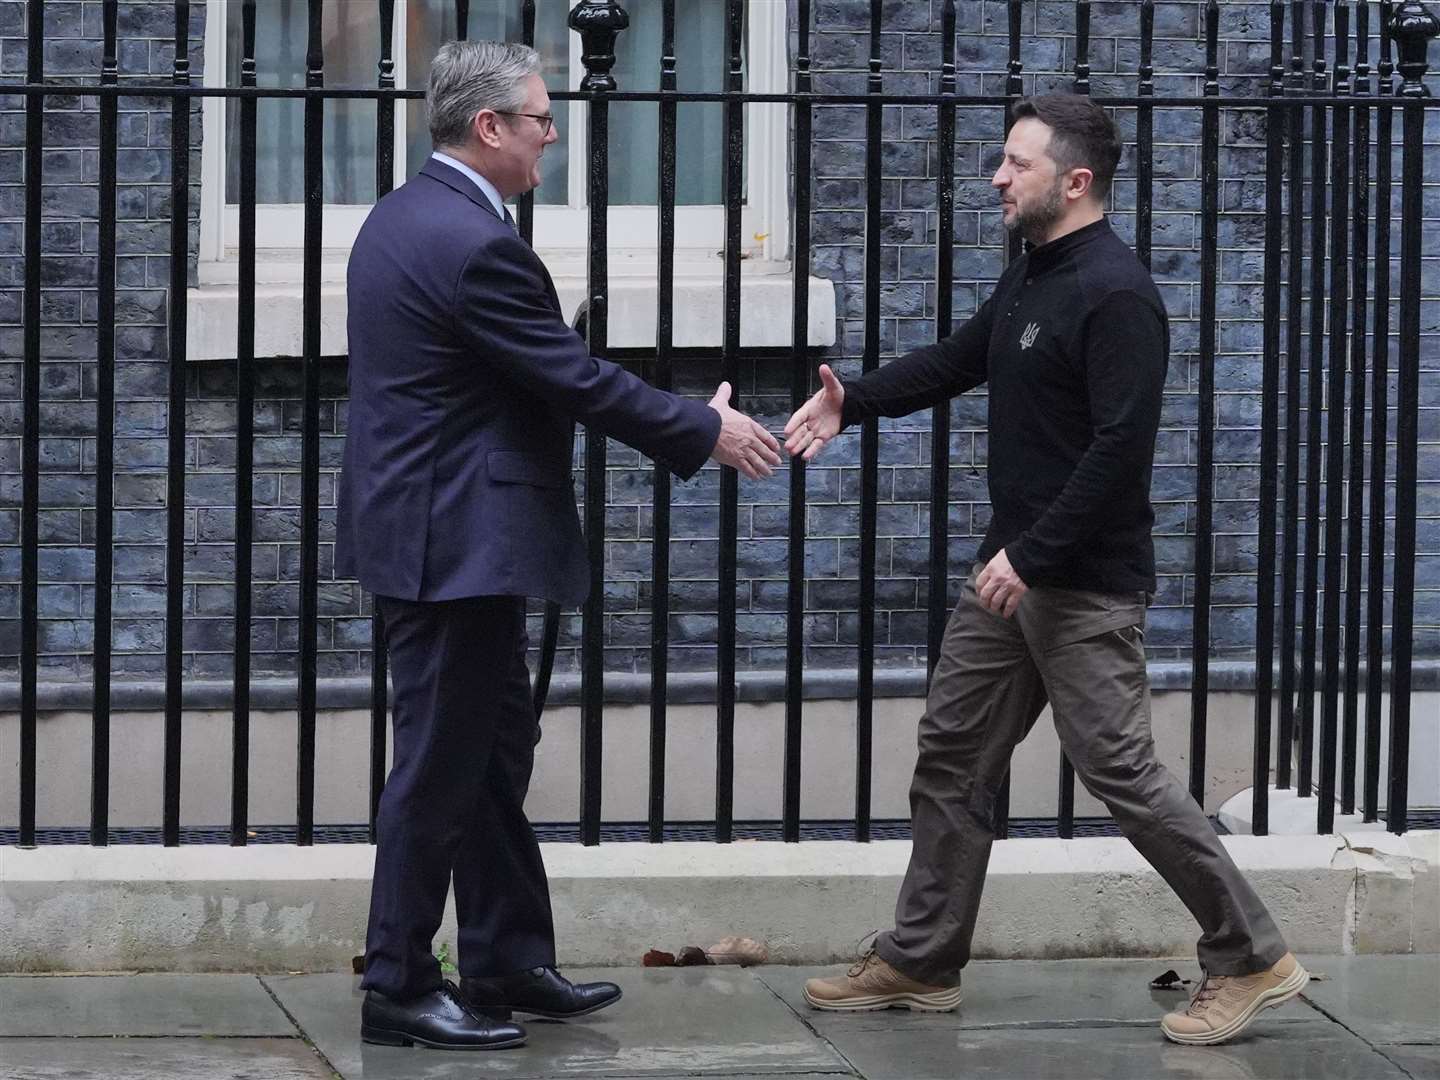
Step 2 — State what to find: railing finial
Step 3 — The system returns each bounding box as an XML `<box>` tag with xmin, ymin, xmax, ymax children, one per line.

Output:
<box><xmin>569</xmin><ymin>0</ymin><xmax>629</xmax><ymax>92</ymax></box>
<box><xmin>1393</xmin><ymin>1</ymin><xmax>1439</xmax><ymax>96</ymax></box>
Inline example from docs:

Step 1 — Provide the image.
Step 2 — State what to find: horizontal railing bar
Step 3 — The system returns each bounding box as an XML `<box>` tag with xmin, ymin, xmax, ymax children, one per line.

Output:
<box><xmin>14</xmin><ymin>84</ymin><xmax>1433</xmax><ymax>108</ymax></box>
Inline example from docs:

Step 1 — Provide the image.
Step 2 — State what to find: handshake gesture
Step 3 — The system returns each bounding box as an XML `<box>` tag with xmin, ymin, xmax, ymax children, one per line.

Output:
<box><xmin>708</xmin><ymin>364</ymin><xmax>1024</xmax><ymax>618</ymax></box>
<box><xmin>705</xmin><ymin>364</ymin><xmax>846</xmax><ymax>479</ymax></box>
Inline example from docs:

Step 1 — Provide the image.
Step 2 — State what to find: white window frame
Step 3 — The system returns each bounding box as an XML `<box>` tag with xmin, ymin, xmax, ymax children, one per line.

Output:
<box><xmin>199</xmin><ymin>0</ymin><xmax>790</xmax><ymax>263</ymax></box>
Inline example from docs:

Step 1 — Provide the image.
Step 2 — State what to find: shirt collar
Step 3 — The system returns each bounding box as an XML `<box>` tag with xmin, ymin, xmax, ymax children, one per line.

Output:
<box><xmin>430</xmin><ymin>151</ymin><xmax>506</xmax><ymax>221</ymax></box>
<box><xmin>1024</xmin><ymin>217</ymin><xmax>1110</xmax><ymax>277</ymax></box>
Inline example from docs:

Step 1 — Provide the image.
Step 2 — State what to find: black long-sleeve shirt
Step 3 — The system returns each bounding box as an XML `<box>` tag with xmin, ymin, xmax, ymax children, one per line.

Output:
<box><xmin>840</xmin><ymin>217</ymin><xmax>1168</xmax><ymax>593</ymax></box>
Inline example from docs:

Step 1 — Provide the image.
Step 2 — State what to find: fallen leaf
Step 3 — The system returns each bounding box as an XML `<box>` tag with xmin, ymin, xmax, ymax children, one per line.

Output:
<box><xmin>676</xmin><ymin>945</ymin><xmax>711</xmax><ymax>967</ymax></box>
<box><xmin>1150</xmin><ymin>968</ymin><xmax>1190</xmax><ymax>991</ymax></box>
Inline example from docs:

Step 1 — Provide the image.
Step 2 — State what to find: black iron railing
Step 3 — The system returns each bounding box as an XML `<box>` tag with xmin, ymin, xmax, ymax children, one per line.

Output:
<box><xmin>8</xmin><ymin>0</ymin><xmax>1438</xmax><ymax>848</ymax></box>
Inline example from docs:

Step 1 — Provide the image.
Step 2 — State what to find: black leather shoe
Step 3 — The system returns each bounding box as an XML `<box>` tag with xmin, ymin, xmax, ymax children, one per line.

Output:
<box><xmin>461</xmin><ymin>966</ymin><xmax>622</xmax><ymax>1020</ymax></box>
<box><xmin>361</xmin><ymin>980</ymin><xmax>527</xmax><ymax>1050</ymax></box>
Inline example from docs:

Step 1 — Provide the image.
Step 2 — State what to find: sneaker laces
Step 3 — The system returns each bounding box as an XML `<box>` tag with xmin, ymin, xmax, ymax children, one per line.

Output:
<box><xmin>846</xmin><ymin>948</ymin><xmax>881</xmax><ymax>979</ymax></box>
<box><xmin>1186</xmin><ymin>973</ymin><xmax>1228</xmax><ymax>1014</ymax></box>
<box><xmin>845</xmin><ymin>930</ymin><xmax>883</xmax><ymax>978</ymax></box>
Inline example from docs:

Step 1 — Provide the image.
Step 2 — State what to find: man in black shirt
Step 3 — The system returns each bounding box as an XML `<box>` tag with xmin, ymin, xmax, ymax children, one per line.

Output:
<box><xmin>790</xmin><ymin>95</ymin><xmax>1305</xmax><ymax>1046</ymax></box>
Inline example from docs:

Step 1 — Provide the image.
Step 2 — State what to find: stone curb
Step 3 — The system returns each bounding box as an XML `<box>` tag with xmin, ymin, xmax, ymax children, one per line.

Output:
<box><xmin>2</xmin><ymin>831</ymin><xmax>1434</xmax><ymax>973</ymax></box>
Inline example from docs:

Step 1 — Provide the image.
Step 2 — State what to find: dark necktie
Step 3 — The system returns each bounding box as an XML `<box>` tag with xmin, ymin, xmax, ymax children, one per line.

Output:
<box><xmin>503</xmin><ymin>206</ymin><xmax>519</xmax><ymax>237</ymax></box>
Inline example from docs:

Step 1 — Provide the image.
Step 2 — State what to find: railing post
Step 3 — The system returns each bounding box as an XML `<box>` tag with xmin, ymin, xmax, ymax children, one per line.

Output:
<box><xmin>570</xmin><ymin>0</ymin><xmax>629</xmax><ymax>92</ymax></box>
<box><xmin>1299</xmin><ymin>0</ymin><xmax>1329</xmax><ymax>801</ymax></box>
<box><xmin>1317</xmin><ymin>0</ymin><xmax>1352</xmax><ymax>836</ymax></box>
<box><xmin>1366</xmin><ymin>1</ymin><xmax>1399</xmax><ymax>824</ymax></box>
<box><xmin>19</xmin><ymin>0</ymin><xmax>44</xmax><ymax>850</ymax></box>
<box><xmin>1136</xmin><ymin>0</ymin><xmax>1155</xmax><ymax>268</ymax></box>
<box><xmin>784</xmin><ymin>0</ymin><xmax>815</xmax><ymax>845</ymax></box>
<box><xmin>366</xmin><ymin>0</ymin><xmax>395</xmax><ymax>847</ymax></box>
<box><xmin>1252</xmin><ymin>0</ymin><xmax>1288</xmax><ymax>837</ymax></box>
<box><xmin>569</xmin><ymin>0</ymin><xmax>628</xmax><ymax>846</ymax></box>
<box><xmin>163</xmin><ymin>0</ymin><xmax>192</xmax><ymax>848</ymax></box>
<box><xmin>649</xmin><ymin>0</ymin><xmax>678</xmax><ymax>844</ymax></box>
<box><xmin>518</xmin><ymin>2</ymin><xmax>538</xmax><ymax>238</ymax></box>
<box><xmin>233</xmin><ymin>0</ymin><xmax>259</xmax><ymax>847</ymax></box>
<box><xmin>717</xmin><ymin>0</ymin><xmax>745</xmax><ymax>844</ymax></box>
<box><xmin>993</xmin><ymin>0</ymin><xmax>1025</xmax><ymax>838</ymax></box>
<box><xmin>1190</xmin><ymin>0</ymin><xmax>1220</xmax><ymax>809</ymax></box>
<box><xmin>1387</xmin><ymin>0</ymin><xmax>1438</xmax><ymax>834</ymax></box>
<box><xmin>91</xmin><ymin>0</ymin><xmax>120</xmax><ymax>848</ymax></box>
<box><xmin>295</xmin><ymin>0</ymin><xmax>325</xmax><ymax>848</ymax></box>
<box><xmin>1342</xmin><ymin>0</ymin><xmax>1373</xmax><ymax>820</ymax></box>
<box><xmin>927</xmin><ymin>0</ymin><xmax>957</xmax><ymax>685</ymax></box>
<box><xmin>1394</xmin><ymin>1</ymin><xmax>1440</xmax><ymax>91</ymax></box>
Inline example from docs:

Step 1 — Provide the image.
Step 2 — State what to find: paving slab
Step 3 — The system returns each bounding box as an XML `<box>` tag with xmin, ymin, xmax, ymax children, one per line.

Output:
<box><xmin>0</xmin><ymin>973</ymin><xmax>295</xmax><ymax>1036</ymax></box>
<box><xmin>0</xmin><ymin>1036</ymin><xmax>335</xmax><ymax>1079</ymax></box>
<box><xmin>826</xmin><ymin>1020</ymin><xmax>1410</xmax><ymax>1080</ymax></box>
<box><xmin>756</xmin><ymin>957</ymin><xmax>1318</xmax><ymax>1032</ymax></box>
<box><xmin>262</xmin><ymin>968</ymin><xmax>850</xmax><ymax>1079</ymax></box>
<box><xmin>1373</xmin><ymin>1045</ymin><xmax>1440</xmax><ymax>1077</ymax></box>
<box><xmin>1299</xmin><ymin>954</ymin><xmax>1440</xmax><ymax>1047</ymax></box>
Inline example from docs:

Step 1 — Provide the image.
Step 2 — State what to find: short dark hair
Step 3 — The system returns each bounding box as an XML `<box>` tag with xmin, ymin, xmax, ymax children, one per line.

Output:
<box><xmin>1010</xmin><ymin>94</ymin><xmax>1121</xmax><ymax>202</ymax></box>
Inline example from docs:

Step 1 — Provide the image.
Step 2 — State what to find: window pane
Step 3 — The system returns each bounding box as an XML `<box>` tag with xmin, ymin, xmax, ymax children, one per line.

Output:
<box><xmin>607</xmin><ymin>0</ymin><xmax>738</xmax><ymax>206</ymax></box>
<box><xmin>405</xmin><ymin>2</ymin><xmax>571</xmax><ymax>205</ymax></box>
<box><xmin>224</xmin><ymin>0</ymin><xmax>381</xmax><ymax>204</ymax></box>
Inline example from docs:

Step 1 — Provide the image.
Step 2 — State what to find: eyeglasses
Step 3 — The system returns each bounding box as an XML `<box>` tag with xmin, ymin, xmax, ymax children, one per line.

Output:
<box><xmin>496</xmin><ymin>110</ymin><xmax>555</xmax><ymax>136</ymax></box>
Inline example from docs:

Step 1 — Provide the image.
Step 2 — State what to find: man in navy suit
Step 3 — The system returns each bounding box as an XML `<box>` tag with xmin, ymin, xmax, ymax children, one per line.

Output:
<box><xmin>337</xmin><ymin>40</ymin><xmax>780</xmax><ymax>1051</ymax></box>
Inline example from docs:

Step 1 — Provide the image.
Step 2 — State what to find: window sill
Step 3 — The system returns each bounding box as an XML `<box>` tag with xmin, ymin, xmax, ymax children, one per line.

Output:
<box><xmin>186</xmin><ymin>249</ymin><xmax>837</xmax><ymax>360</ymax></box>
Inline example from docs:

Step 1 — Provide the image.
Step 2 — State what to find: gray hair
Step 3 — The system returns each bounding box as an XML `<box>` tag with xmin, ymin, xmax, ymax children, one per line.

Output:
<box><xmin>427</xmin><ymin>40</ymin><xmax>540</xmax><ymax>149</ymax></box>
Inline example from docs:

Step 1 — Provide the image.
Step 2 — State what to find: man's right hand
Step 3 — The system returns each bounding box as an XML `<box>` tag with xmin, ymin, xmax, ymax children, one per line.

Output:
<box><xmin>708</xmin><ymin>382</ymin><xmax>782</xmax><ymax>479</ymax></box>
<box><xmin>782</xmin><ymin>364</ymin><xmax>845</xmax><ymax>461</ymax></box>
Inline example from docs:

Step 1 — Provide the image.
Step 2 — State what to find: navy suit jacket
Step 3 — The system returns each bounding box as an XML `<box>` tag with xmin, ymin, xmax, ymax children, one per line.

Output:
<box><xmin>336</xmin><ymin>158</ymin><xmax>720</xmax><ymax>605</ymax></box>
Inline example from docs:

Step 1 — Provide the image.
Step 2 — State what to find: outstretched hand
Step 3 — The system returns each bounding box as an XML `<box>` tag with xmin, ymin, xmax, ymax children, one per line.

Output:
<box><xmin>707</xmin><ymin>382</ymin><xmax>782</xmax><ymax>479</ymax></box>
<box><xmin>783</xmin><ymin>364</ymin><xmax>845</xmax><ymax>461</ymax></box>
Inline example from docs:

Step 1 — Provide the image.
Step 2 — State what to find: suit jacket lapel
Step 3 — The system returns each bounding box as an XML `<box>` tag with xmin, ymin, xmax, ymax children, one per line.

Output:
<box><xmin>419</xmin><ymin>157</ymin><xmax>506</xmax><ymax>223</ymax></box>
<box><xmin>420</xmin><ymin>158</ymin><xmax>563</xmax><ymax>317</ymax></box>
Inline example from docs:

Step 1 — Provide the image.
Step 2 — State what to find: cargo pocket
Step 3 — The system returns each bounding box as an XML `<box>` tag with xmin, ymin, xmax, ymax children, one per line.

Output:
<box><xmin>1031</xmin><ymin>586</ymin><xmax>1145</xmax><ymax>653</ymax></box>
<box><xmin>1041</xmin><ymin>619</ymin><xmax>1150</xmax><ymax>767</ymax></box>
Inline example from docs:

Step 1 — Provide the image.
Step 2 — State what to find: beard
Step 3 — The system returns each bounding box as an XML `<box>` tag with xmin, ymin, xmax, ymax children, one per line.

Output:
<box><xmin>1005</xmin><ymin>177</ymin><xmax>1067</xmax><ymax>245</ymax></box>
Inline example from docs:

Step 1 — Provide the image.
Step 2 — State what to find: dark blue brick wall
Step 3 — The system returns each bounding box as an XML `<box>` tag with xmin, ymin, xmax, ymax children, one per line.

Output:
<box><xmin>0</xmin><ymin>0</ymin><xmax>1435</xmax><ymax>686</ymax></box>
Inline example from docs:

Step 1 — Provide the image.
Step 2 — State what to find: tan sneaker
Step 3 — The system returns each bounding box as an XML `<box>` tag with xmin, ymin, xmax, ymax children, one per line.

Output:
<box><xmin>803</xmin><ymin>949</ymin><xmax>962</xmax><ymax>1012</ymax></box>
<box><xmin>1160</xmin><ymin>953</ymin><xmax>1309</xmax><ymax>1045</ymax></box>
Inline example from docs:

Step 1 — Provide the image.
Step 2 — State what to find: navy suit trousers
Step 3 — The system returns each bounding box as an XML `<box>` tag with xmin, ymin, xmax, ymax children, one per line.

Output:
<box><xmin>361</xmin><ymin>595</ymin><xmax>556</xmax><ymax>1000</ymax></box>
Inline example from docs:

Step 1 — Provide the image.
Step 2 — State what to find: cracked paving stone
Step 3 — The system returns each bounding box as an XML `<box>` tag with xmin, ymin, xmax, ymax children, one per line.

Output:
<box><xmin>1298</xmin><ymin>954</ymin><xmax>1440</xmax><ymax>1047</ymax></box>
<box><xmin>0</xmin><ymin>1037</ymin><xmax>335</xmax><ymax>1079</ymax></box>
<box><xmin>829</xmin><ymin>1020</ymin><xmax>1413</xmax><ymax>1080</ymax></box>
<box><xmin>0</xmin><ymin>974</ymin><xmax>295</xmax><ymax>1037</ymax></box>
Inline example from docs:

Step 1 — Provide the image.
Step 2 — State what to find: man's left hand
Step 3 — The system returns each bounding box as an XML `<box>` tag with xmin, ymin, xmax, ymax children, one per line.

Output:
<box><xmin>976</xmin><ymin>549</ymin><xmax>1029</xmax><ymax>618</ymax></box>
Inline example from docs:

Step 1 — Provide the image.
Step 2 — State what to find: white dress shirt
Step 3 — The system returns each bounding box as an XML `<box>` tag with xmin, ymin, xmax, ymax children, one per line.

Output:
<box><xmin>430</xmin><ymin>150</ymin><xmax>507</xmax><ymax>222</ymax></box>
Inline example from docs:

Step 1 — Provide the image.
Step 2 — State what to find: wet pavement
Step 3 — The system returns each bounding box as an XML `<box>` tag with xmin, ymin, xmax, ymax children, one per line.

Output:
<box><xmin>0</xmin><ymin>955</ymin><xmax>1434</xmax><ymax>1079</ymax></box>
